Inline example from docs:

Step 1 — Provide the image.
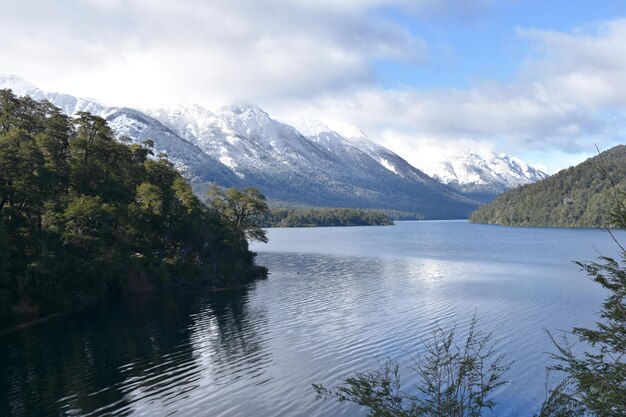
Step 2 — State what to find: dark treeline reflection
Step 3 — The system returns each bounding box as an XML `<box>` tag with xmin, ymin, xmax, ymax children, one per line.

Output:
<box><xmin>0</xmin><ymin>288</ymin><xmax>268</xmax><ymax>416</ymax></box>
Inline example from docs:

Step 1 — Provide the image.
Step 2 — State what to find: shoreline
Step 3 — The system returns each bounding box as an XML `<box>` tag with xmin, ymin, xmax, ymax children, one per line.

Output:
<box><xmin>1</xmin><ymin>266</ymin><xmax>268</xmax><ymax>329</ymax></box>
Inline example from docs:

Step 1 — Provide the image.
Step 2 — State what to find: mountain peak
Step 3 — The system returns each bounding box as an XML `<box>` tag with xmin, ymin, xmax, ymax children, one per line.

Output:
<box><xmin>147</xmin><ymin>103</ymin><xmax>215</xmax><ymax>124</ymax></box>
<box><xmin>219</xmin><ymin>101</ymin><xmax>269</xmax><ymax>118</ymax></box>
<box><xmin>471</xmin><ymin>145</ymin><xmax>626</xmax><ymax>227</ymax></box>
<box><xmin>332</xmin><ymin>122</ymin><xmax>369</xmax><ymax>141</ymax></box>
<box><xmin>295</xmin><ymin>118</ymin><xmax>335</xmax><ymax>137</ymax></box>
<box><xmin>173</xmin><ymin>103</ymin><xmax>213</xmax><ymax>115</ymax></box>
<box><xmin>417</xmin><ymin>149</ymin><xmax>548</xmax><ymax>198</ymax></box>
<box><xmin>0</xmin><ymin>74</ymin><xmax>41</xmax><ymax>95</ymax></box>
<box><xmin>4</xmin><ymin>74</ymin><xmax>480</xmax><ymax>218</ymax></box>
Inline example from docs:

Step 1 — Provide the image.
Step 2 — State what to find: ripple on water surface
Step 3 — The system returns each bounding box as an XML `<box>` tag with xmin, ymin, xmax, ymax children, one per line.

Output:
<box><xmin>1</xmin><ymin>221</ymin><xmax>623</xmax><ymax>416</ymax></box>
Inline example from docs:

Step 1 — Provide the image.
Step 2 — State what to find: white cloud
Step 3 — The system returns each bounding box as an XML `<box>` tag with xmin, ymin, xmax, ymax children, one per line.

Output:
<box><xmin>2</xmin><ymin>1</ymin><xmax>624</xmax><ymax>173</ymax></box>
<box><xmin>518</xmin><ymin>19</ymin><xmax>626</xmax><ymax>108</ymax></box>
<box><xmin>0</xmin><ymin>0</ymin><xmax>430</xmax><ymax>107</ymax></box>
<box><xmin>270</xmin><ymin>19</ymin><xmax>626</xmax><ymax>172</ymax></box>
<box><xmin>0</xmin><ymin>0</ymin><xmax>502</xmax><ymax>108</ymax></box>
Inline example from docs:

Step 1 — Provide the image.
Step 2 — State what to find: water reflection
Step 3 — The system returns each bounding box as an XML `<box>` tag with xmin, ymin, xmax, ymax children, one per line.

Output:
<box><xmin>0</xmin><ymin>288</ymin><xmax>268</xmax><ymax>417</ymax></box>
<box><xmin>2</xmin><ymin>222</ymin><xmax>623</xmax><ymax>417</ymax></box>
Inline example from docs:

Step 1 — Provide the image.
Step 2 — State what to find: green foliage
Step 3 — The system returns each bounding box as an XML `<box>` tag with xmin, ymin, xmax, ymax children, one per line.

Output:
<box><xmin>0</xmin><ymin>90</ymin><xmax>265</xmax><ymax>318</ymax></box>
<box><xmin>259</xmin><ymin>207</ymin><xmax>393</xmax><ymax>227</ymax></box>
<box><xmin>314</xmin><ymin>315</ymin><xmax>510</xmax><ymax>417</ymax></box>
<box><xmin>609</xmin><ymin>190</ymin><xmax>626</xmax><ymax>228</ymax></box>
<box><xmin>381</xmin><ymin>210</ymin><xmax>425</xmax><ymax>221</ymax></box>
<box><xmin>539</xmin><ymin>183</ymin><xmax>626</xmax><ymax>417</ymax></box>
<box><xmin>0</xmin><ymin>218</ymin><xmax>10</xmax><ymax>317</ymax></box>
<box><xmin>534</xmin><ymin>377</ymin><xmax>585</xmax><ymax>417</ymax></box>
<box><xmin>470</xmin><ymin>145</ymin><xmax>626</xmax><ymax>228</ymax></box>
<box><xmin>544</xmin><ymin>254</ymin><xmax>626</xmax><ymax>416</ymax></box>
<box><xmin>207</xmin><ymin>185</ymin><xmax>270</xmax><ymax>242</ymax></box>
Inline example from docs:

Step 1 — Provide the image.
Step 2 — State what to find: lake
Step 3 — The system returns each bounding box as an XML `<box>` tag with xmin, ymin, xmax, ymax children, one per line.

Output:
<box><xmin>1</xmin><ymin>221</ymin><xmax>624</xmax><ymax>416</ymax></box>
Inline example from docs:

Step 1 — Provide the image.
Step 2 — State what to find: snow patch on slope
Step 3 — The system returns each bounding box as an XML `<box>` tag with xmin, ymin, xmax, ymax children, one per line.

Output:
<box><xmin>380</xmin><ymin>158</ymin><xmax>397</xmax><ymax>174</ymax></box>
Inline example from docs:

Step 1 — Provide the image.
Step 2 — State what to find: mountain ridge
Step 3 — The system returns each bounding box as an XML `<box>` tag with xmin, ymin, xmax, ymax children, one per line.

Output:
<box><xmin>0</xmin><ymin>74</ymin><xmax>545</xmax><ymax>218</ymax></box>
<box><xmin>418</xmin><ymin>149</ymin><xmax>549</xmax><ymax>202</ymax></box>
<box><xmin>145</xmin><ymin>101</ymin><xmax>479</xmax><ymax>218</ymax></box>
<box><xmin>0</xmin><ymin>74</ymin><xmax>244</xmax><ymax>189</ymax></box>
<box><xmin>470</xmin><ymin>145</ymin><xmax>626</xmax><ymax>227</ymax></box>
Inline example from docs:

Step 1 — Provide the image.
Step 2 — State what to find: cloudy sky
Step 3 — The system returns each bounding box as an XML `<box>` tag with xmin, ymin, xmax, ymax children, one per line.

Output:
<box><xmin>2</xmin><ymin>0</ymin><xmax>626</xmax><ymax>172</ymax></box>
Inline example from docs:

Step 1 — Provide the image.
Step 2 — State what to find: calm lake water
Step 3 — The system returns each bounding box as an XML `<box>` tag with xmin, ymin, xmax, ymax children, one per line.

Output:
<box><xmin>2</xmin><ymin>221</ymin><xmax>624</xmax><ymax>416</ymax></box>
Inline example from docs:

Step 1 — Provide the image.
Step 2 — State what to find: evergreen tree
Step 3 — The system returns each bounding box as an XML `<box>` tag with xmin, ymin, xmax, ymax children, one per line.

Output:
<box><xmin>0</xmin><ymin>90</ymin><xmax>266</xmax><ymax>317</ymax></box>
<box><xmin>207</xmin><ymin>185</ymin><xmax>269</xmax><ymax>243</ymax></box>
<box><xmin>543</xmin><ymin>188</ymin><xmax>626</xmax><ymax>417</ymax></box>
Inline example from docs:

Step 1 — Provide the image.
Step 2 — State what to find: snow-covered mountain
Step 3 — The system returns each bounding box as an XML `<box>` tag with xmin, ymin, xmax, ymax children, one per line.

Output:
<box><xmin>0</xmin><ymin>74</ymin><xmax>110</xmax><ymax>116</ymax></box>
<box><xmin>145</xmin><ymin>104</ymin><xmax>479</xmax><ymax>217</ymax></box>
<box><xmin>297</xmin><ymin>119</ymin><xmax>435</xmax><ymax>184</ymax></box>
<box><xmin>302</xmin><ymin>122</ymin><xmax>548</xmax><ymax>202</ymax></box>
<box><xmin>1</xmin><ymin>74</ymin><xmax>483</xmax><ymax>218</ymax></box>
<box><xmin>0</xmin><ymin>75</ymin><xmax>242</xmax><ymax>188</ymax></box>
<box><xmin>419</xmin><ymin>150</ymin><xmax>548</xmax><ymax>201</ymax></box>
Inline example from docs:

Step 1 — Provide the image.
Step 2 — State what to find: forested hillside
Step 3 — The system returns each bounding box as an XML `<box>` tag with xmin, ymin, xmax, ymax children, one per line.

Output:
<box><xmin>0</xmin><ymin>90</ymin><xmax>266</xmax><ymax>318</ymax></box>
<box><xmin>470</xmin><ymin>145</ymin><xmax>626</xmax><ymax>227</ymax></box>
<box><xmin>259</xmin><ymin>207</ymin><xmax>393</xmax><ymax>227</ymax></box>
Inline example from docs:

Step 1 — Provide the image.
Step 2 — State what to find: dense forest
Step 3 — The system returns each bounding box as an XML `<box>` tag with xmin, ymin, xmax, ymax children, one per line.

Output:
<box><xmin>258</xmin><ymin>207</ymin><xmax>393</xmax><ymax>227</ymax></box>
<box><xmin>470</xmin><ymin>145</ymin><xmax>626</xmax><ymax>227</ymax></box>
<box><xmin>0</xmin><ymin>90</ymin><xmax>266</xmax><ymax>318</ymax></box>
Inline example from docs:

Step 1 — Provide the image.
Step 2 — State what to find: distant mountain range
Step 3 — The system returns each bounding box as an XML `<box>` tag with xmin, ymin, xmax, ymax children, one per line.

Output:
<box><xmin>471</xmin><ymin>145</ymin><xmax>626</xmax><ymax>227</ymax></box>
<box><xmin>419</xmin><ymin>150</ymin><xmax>548</xmax><ymax>202</ymax></box>
<box><xmin>0</xmin><ymin>74</ymin><xmax>547</xmax><ymax>218</ymax></box>
<box><xmin>143</xmin><ymin>102</ymin><xmax>475</xmax><ymax>218</ymax></box>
